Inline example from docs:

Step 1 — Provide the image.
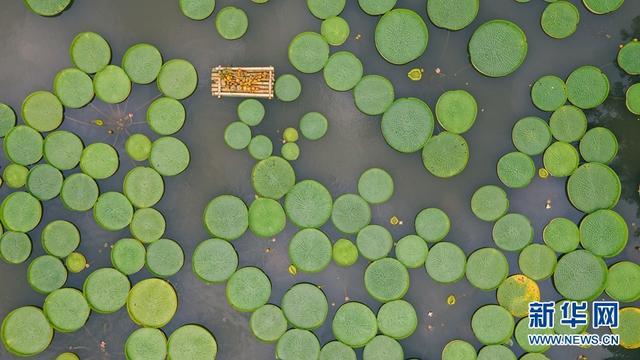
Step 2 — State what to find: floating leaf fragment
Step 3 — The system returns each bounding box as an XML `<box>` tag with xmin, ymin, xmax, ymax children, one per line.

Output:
<box><xmin>389</xmin><ymin>216</ymin><xmax>399</xmax><ymax>225</ymax></box>
<box><xmin>93</xmin><ymin>119</ymin><xmax>104</xmax><ymax>126</ymax></box>
<box><xmin>447</xmin><ymin>294</ymin><xmax>456</xmax><ymax>306</ymax></box>
<box><xmin>538</xmin><ymin>168</ymin><xmax>549</xmax><ymax>178</ymax></box>
<box><xmin>407</xmin><ymin>68</ymin><xmax>423</xmax><ymax>81</ymax></box>
<box><xmin>288</xmin><ymin>264</ymin><xmax>297</xmax><ymax>276</ymax></box>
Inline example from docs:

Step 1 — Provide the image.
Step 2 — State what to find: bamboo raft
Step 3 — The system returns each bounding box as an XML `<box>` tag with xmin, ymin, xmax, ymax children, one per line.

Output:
<box><xmin>211</xmin><ymin>66</ymin><xmax>275</xmax><ymax>99</ymax></box>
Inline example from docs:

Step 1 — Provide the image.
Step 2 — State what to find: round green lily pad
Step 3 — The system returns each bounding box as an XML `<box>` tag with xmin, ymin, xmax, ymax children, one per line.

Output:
<box><xmin>580</xmin><ymin>209</ymin><xmax>628</xmax><ymax>258</ymax></box>
<box><xmin>70</xmin><ymin>32</ymin><xmax>111</xmax><ymax>74</ymax></box>
<box><xmin>130</xmin><ymin>208</ymin><xmax>165</xmax><ymax>243</ymax></box>
<box><xmin>24</xmin><ymin>0</ymin><xmax>71</xmax><ymax>16</ymax></box>
<box><xmin>612</xmin><ymin>307</ymin><xmax>640</xmax><ymax>349</ymax></box>
<box><xmin>121</xmin><ymin>43</ymin><xmax>162</xmax><ymax>84</ymax></box>
<box><xmin>605</xmin><ymin>261</ymin><xmax>640</xmax><ymax>302</ymax></box>
<box><xmin>566</xmin><ymin>65</ymin><xmax>609</xmax><ymax>109</ymax></box>
<box><xmin>465</xmin><ymin>247</ymin><xmax>509</xmax><ymax>291</ymax></box>
<box><xmin>146</xmin><ymin>239</ymin><xmax>184</xmax><ymax>277</ymax></box>
<box><xmin>111</xmin><ymin>238</ymin><xmax>146</xmax><ymax>275</ymax></box>
<box><xmin>377</xmin><ymin>299</ymin><xmax>417</xmax><ymax>339</ymax></box>
<box><xmin>125</xmin><ymin>328</ymin><xmax>167</xmax><ymax>360</ymax></box>
<box><xmin>543</xmin><ymin>217</ymin><xmax>579</xmax><ymax>253</ymax></box>
<box><xmin>289</xmin><ymin>228</ymin><xmax>332</xmax><ymax>273</ymax></box>
<box><xmin>320</xmin><ymin>341</ymin><xmax>356</xmax><ymax>360</ymax></box>
<box><xmin>512</xmin><ymin>117</ymin><xmax>553</xmax><ymax>157</ymax></box>
<box><xmin>124</xmin><ymin>167</ymin><xmax>164</xmax><ymax>208</ymax></box>
<box><xmin>28</xmin><ymin>255</ymin><xmax>67</xmax><ymax>294</ymax></box>
<box><xmin>332</xmin><ymin>238</ymin><xmax>359</xmax><ymax>267</ymax></box>
<box><xmin>353</xmin><ymin>75</ymin><xmax>394</xmax><ymax>116</ymax></box>
<box><xmin>356</xmin><ymin>225</ymin><xmax>393</xmax><ymax>261</ymax></box>
<box><xmin>381</xmin><ymin>98</ymin><xmax>434</xmax><ymax>153</ymax></box>
<box><xmin>553</xmin><ymin>299</ymin><xmax>588</xmax><ymax>335</ymax></box>
<box><xmin>238</xmin><ymin>99</ymin><xmax>265</xmax><ymax>126</ymax></box>
<box><xmin>4</xmin><ymin>125</ymin><xmax>43</xmax><ymax>166</ymax></box>
<box><xmin>127</xmin><ymin>278</ymin><xmax>178</xmax><ymax>328</ymax></box>
<box><xmin>497</xmin><ymin>151</ymin><xmax>535</xmax><ymax>188</ymax></box>
<box><xmin>543</xmin><ymin>141</ymin><xmax>579</xmax><ymax>177</ymax></box>
<box><xmin>93</xmin><ymin>192</ymin><xmax>133</xmax><ymax>231</ymax></box>
<box><xmin>179</xmin><ymin>0</ymin><xmax>215</xmax><ymax>20</ymax></box>
<box><xmin>365</xmin><ymin>257</ymin><xmax>410</xmax><ymax>302</ymax></box>
<box><xmin>436</xmin><ymin>90</ymin><xmax>477</xmax><ymax>134</ymax></box>
<box><xmin>43</xmin><ymin>130</ymin><xmax>83</xmax><ymax>170</ymax></box>
<box><xmin>1</xmin><ymin>306</ymin><xmax>53</xmax><ymax>356</ymax></box>
<box><xmin>323</xmin><ymin>51</ymin><xmax>363</xmax><ymax>91</ymax></box>
<box><xmin>626</xmin><ymin>83</ymin><xmax>640</xmax><ymax>115</ymax></box>
<box><xmin>469</xmin><ymin>20</ymin><xmax>527</xmax><ymax>77</ymax></box>
<box><xmin>275</xmin><ymin>74</ymin><xmax>302</xmax><ymax>102</ymax></box>
<box><xmin>549</xmin><ymin>105</ymin><xmax>587</xmax><ymax>142</ymax></box>
<box><xmin>56</xmin><ymin>352</ymin><xmax>80</xmax><ymax>360</ymax></box>
<box><xmin>125</xmin><ymin>133</ymin><xmax>152</xmax><ymax>161</ymax></box>
<box><xmin>321</xmin><ymin>16</ymin><xmax>350</xmax><ymax>46</ymax></box>
<box><xmin>415</xmin><ymin>208</ymin><xmax>450</xmax><ymax>243</ymax></box>
<box><xmin>41</xmin><ymin>220</ymin><xmax>79</xmax><ymax>258</ymax></box>
<box><xmin>26</xmin><ymin>164</ymin><xmax>63</xmax><ymax>201</ymax></box>
<box><xmin>285</xmin><ymin>180</ymin><xmax>332</xmax><ymax>228</ymax></box>
<box><xmin>357</xmin><ymin>168</ymin><xmax>394</xmax><ymax>204</ymax></box>
<box><xmin>362</xmin><ymin>335</ymin><xmax>404</xmax><ymax>360</ymax></box>
<box><xmin>283</xmin><ymin>127</ymin><xmax>298</xmax><ymax>142</ymax></box>
<box><xmin>427</xmin><ymin>0</ymin><xmax>479</xmax><ymax>31</ymax></box>
<box><xmin>618</xmin><ymin>40</ymin><xmax>640</xmax><ymax>75</ymax></box>
<box><xmin>395</xmin><ymin>235</ymin><xmax>428</xmax><ymax>268</ymax></box>
<box><xmin>541</xmin><ymin>1</ymin><xmax>580</xmax><ymax>39</ymax></box>
<box><xmin>53</xmin><ymin>68</ymin><xmax>94</xmax><ymax>109</ymax></box>
<box><xmin>83</xmin><ymin>267</ymin><xmax>130</xmax><ymax>313</ymax></box>
<box><xmin>282</xmin><ymin>283</ymin><xmax>328</xmax><ymax>330</ymax></box>
<box><xmin>216</xmin><ymin>6</ymin><xmax>248</xmax><ymax>40</ymax></box>
<box><xmin>0</xmin><ymin>231</ymin><xmax>31</xmax><ymax>264</ymax></box>
<box><xmin>307</xmin><ymin>0</ymin><xmax>345</xmax><ymax>19</ymax></box>
<box><xmin>331</xmin><ymin>194</ymin><xmax>371</xmax><ymax>234</ymax></box>
<box><xmin>167</xmin><ymin>325</ymin><xmax>218</xmax><ymax>359</ymax></box>
<box><xmin>251</xmin><ymin>156</ymin><xmax>295</xmax><ymax>199</ymax></box>
<box><xmin>224</xmin><ymin>121</ymin><xmax>252</xmax><ymax>150</ymax></box>
<box><xmin>375</xmin><ymin>9</ymin><xmax>428</xmax><ymax>65</ymax></box>
<box><xmin>157</xmin><ymin>59</ymin><xmax>198</xmax><ymax>100</ymax></box>
<box><xmin>519</xmin><ymin>244</ymin><xmax>557</xmax><ymax>281</ymax></box>
<box><xmin>531</xmin><ymin>75</ymin><xmax>567</xmax><ymax>112</ymax></box>
<box><xmin>3</xmin><ymin>163</ymin><xmax>28</xmax><ymax>189</ymax></box>
<box><xmin>192</xmin><ymin>238</ymin><xmax>238</xmax><ymax>284</ymax></box>
<box><xmin>471</xmin><ymin>305</ymin><xmax>515</xmax><ymax>345</ymax></box>
<box><xmin>22</xmin><ymin>84</ymin><xmax>64</xmax><ymax>127</ymax></box>
<box><xmin>357</xmin><ymin>0</ymin><xmax>395</xmax><ymax>15</ymax></box>
<box><xmin>80</xmin><ymin>142</ymin><xmax>119</xmax><ymax>179</ymax></box>
<box><xmin>149</xmin><ymin>137</ymin><xmax>190</xmax><ymax>176</ymax></box>
<box><xmin>226</xmin><ymin>266</ymin><xmax>271</xmax><ymax>312</ymax></box>
<box><xmin>93</xmin><ymin>65</ymin><xmax>131</xmax><ymax>104</ymax></box>
<box><xmin>43</xmin><ymin>288</ymin><xmax>90</xmax><ymax>333</ymax></box>
<box><xmin>1</xmin><ymin>191</ymin><xmax>42</xmax><ymax>232</ymax></box>
<box><xmin>515</xmin><ymin>317</ymin><xmax>552</xmax><ymax>353</ymax></box>
<box><xmin>281</xmin><ymin>143</ymin><xmax>300</xmax><ymax>161</ymax></box>
<box><xmin>442</xmin><ymin>340</ymin><xmax>477</xmax><ymax>360</ymax></box>
<box><xmin>471</xmin><ymin>185</ymin><xmax>509</xmax><ymax>222</ymax></box>
<box><xmin>554</xmin><ymin>249</ymin><xmax>607</xmax><ymax>300</ymax></box>
<box><xmin>425</xmin><ymin>242</ymin><xmax>466</xmax><ymax>284</ymax></box>
<box><xmin>332</xmin><ymin>302</ymin><xmax>377</xmax><ymax>348</ymax></box>
<box><xmin>422</xmin><ymin>131</ymin><xmax>469</xmax><ymax>178</ymax></box>
<box><xmin>288</xmin><ymin>32</ymin><xmax>329</xmax><ymax>74</ymax></box>
<box><xmin>203</xmin><ymin>195</ymin><xmax>248</xmax><ymax>240</ymax></box>
<box><xmin>146</xmin><ymin>97</ymin><xmax>186</xmax><ymax>135</ymax></box>
<box><xmin>493</xmin><ymin>213</ymin><xmax>533</xmax><ymax>252</ymax></box>
<box><xmin>65</xmin><ymin>252</ymin><xmax>86</xmax><ymax>273</ymax></box>
<box><xmin>276</xmin><ymin>329</ymin><xmax>320</xmax><ymax>360</ymax></box>
<box><xmin>582</xmin><ymin>0</ymin><xmax>624</xmax><ymax>14</ymax></box>
<box><xmin>248</xmin><ymin>135</ymin><xmax>273</xmax><ymax>160</ymax></box>
<box><xmin>567</xmin><ymin>162</ymin><xmax>620</xmax><ymax>213</ymax></box>
<box><xmin>477</xmin><ymin>345</ymin><xmax>515</xmax><ymax>360</ymax></box>
<box><xmin>0</xmin><ymin>103</ymin><xmax>16</xmax><ymax>137</ymax></box>
<box><xmin>299</xmin><ymin>112</ymin><xmax>328</xmax><ymax>140</ymax></box>
<box><xmin>250</xmin><ymin>304</ymin><xmax>287</xmax><ymax>343</ymax></box>
<box><xmin>249</xmin><ymin>198</ymin><xmax>286</xmax><ymax>237</ymax></box>
<box><xmin>497</xmin><ymin>274</ymin><xmax>540</xmax><ymax>317</ymax></box>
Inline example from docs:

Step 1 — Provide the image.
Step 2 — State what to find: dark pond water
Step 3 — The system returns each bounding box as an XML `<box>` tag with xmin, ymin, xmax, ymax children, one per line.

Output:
<box><xmin>0</xmin><ymin>0</ymin><xmax>639</xmax><ymax>359</ymax></box>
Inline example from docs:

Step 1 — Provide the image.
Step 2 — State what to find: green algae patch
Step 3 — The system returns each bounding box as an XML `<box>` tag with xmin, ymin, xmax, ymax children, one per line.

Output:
<box><xmin>1</xmin><ymin>191</ymin><xmax>42</xmax><ymax>233</ymax></box>
<box><xmin>375</xmin><ymin>9</ymin><xmax>428</xmax><ymax>65</ymax></box>
<box><xmin>93</xmin><ymin>192</ymin><xmax>134</xmax><ymax>231</ymax></box>
<box><xmin>146</xmin><ymin>239</ymin><xmax>184</xmax><ymax>277</ymax></box>
<box><xmin>469</xmin><ymin>20</ymin><xmax>527</xmax><ymax>77</ymax></box>
<box><xmin>180</xmin><ymin>0</ymin><xmax>216</xmax><ymax>20</ymax></box>
<box><xmin>362</xmin><ymin>335</ymin><xmax>404</xmax><ymax>360</ymax></box>
<box><xmin>0</xmin><ymin>231</ymin><xmax>31</xmax><ymax>264</ymax></box>
<box><xmin>289</xmin><ymin>228</ymin><xmax>332</xmax><ymax>273</ymax></box>
<box><xmin>541</xmin><ymin>1</ymin><xmax>580</xmax><ymax>39</ymax></box>
<box><xmin>94</xmin><ymin>65</ymin><xmax>132</xmax><ymax>104</ymax></box>
<box><xmin>357</xmin><ymin>0</ymin><xmax>395</xmax><ymax>15</ymax></box>
<box><xmin>331</xmin><ymin>194</ymin><xmax>371</xmax><ymax>234</ymax></box>
<box><xmin>285</xmin><ymin>180</ymin><xmax>332</xmax><ymax>228</ymax></box>
<box><xmin>365</xmin><ymin>258</ymin><xmax>409</xmax><ymax>302</ymax></box>
<box><xmin>65</xmin><ymin>252</ymin><xmax>86</xmax><ymax>273</ymax></box>
<box><xmin>42</xmin><ymin>220</ymin><xmax>79</xmax><ymax>258</ymax></box>
<box><xmin>442</xmin><ymin>340</ymin><xmax>477</xmax><ymax>360</ymax></box>
<box><xmin>358</xmin><ymin>168</ymin><xmax>393</xmax><ymax>204</ymax></box>
<box><xmin>127</xmin><ymin>278</ymin><xmax>178</xmax><ymax>328</ymax></box>
<box><xmin>580</xmin><ymin>209</ymin><xmax>627</xmax><ymax>258</ymax></box>
<box><xmin>70</xmin><ymin>32</ymin><xmax>111</xmax><ymax>74</ymax></box>
<box><xmin>543</xmin><ymin>141</ymin><xmax>579</xmax><ymax>177</ymax></box>
<box><xmin>471</xmin><ymin>305</ymin><xmax>515</xmax><ymax>345</ymax></box>
<box><xmin>275</xmin><ymin>74</ymin><xmax>302</xmax><ymax>102</ymax></box>
<box><xmin>150</xmin><ymin>136</ymin><xmax>190</xmax><ymax>176</ymax></box>
<box><xmin>4</xmin><ymin>125</ymin><xmax>43</xmax><ymax>166</ymax></box>
<box><xmin>43</xmin><ymin>288</ymin><xmax>90</xmax><ymax>333</ymax></box>
<box><xmin>415</xmin><ymin>207</ymin><xmax>450</xmax><ymax>243</ymax></box>
<box><xmin>3</xmin><ymin>164</ymin><xmax>28</xmax><ymax>189</ymax></box>
<box><xmin>226</xmin><ymin>266</ymin><xmax>271</xmax><ymax>312</ymax></box>
<box><xmin>216</xmin><ymin>6</ymin><xmax>249</xmax><ymax>40</ymax></box>
<box><xmin>124</xmin><ymin>167</ymin><xmax>164</xmax><ymax>208</ymax></box>
<box><xmin>44</xmin><ymin>130</ymin><xmax>83</xmax><ymax>170</ymax></box>
<box><xmin>282</xmin><ymin>283</ymin><xmax>328</xmax><ymax>330</ymax></box>
<box><xmin>126</xmin><ymin>133</ymin><xmax>152</xmax><ymax>161</ymax></box>
<box><xmin>238</xmin><ymin>99</ymin><xmax>265</xmax><ymax>126</ymax></box>
<box><xmin>553</xmin><ymin>249</ymin><xmax>607</xmax><ymax>300</ymax></box>
<box><xmin>531</xmin><ymin>75</ymin><xmax>567</xmax><ymax>112</ymax></box>
<box><xmin>579</xmin><ymin>127</ymin><xmax>617</xmax><ymax>163</ymax></box>
<box><xmin>192</xmin><ymin>238</ymin><xmax>238</xmax><ymax>283</ymax></box>
<box><xmin>427</xmin><ymin>0</ymin><xmax>478</xmax><ymax>31</ymax></box>
<box><xmin>147</xmin><ymin>97</ymin><xmax>186</xmax><ymax>135</ymax></box>
<box><xmin>248</xmin><ymin>135</ymin><xmax>273</xmax><ymax>160</ymax></box>
<box><xmin>471</xmin><ymin>185</ymin><xmax>509</xmax><ymax>222</ymax></box>
<box><xmin>605</xmin><ymin>261</ymin><xmax>640</xmax><ymax>302</ymax></box>
<box><xmin>519</xmin><ymin>244</ymin><xmax>557</xmax><ymax>281</ymax></box>
<box><xmin>543</xmin><ymin>217</ymin><xmax>579</xmax><ymax>253</ymax></box>
<box><xmin>323</xmin><ymin>51</ymin><xmax>363</xmax><ymax>91</ymax></box>
<box><xmin>251</xmin><ymin>156</ymin><xmax>296</xmax><ymax>199</ymax></box>
<box><xmin>320</xmin><ymin>341</ymin><xmax>356</xmax><ymax>360</ymax></box>
<box><xmin>0</xmin><ymin>103</ymin><xmax>16</xmax><ymax>137</ymax></box>
<box><xmin>167</xmin><ymin>325</ymin><xmax>218</xmax><ymax>359</ymax></box>
<box><xmin>288</xmin><ymin>32</ymin><xmax>330</xmax><ymax>74</ymax></box>
<box><xmin>122</xmin><ymin>43</ymin><xmax>163</xmax><ymax>84</ymax></box>
<box><xmin>276</xmin><ymin>329</ymin><xmax>320</xmax><ymax>359</ymax></box>
<box><xmin>203</xmin><ymin>195</ymin><xmax>248</xmax><ymax>240</ymax></box>
<box><xmin>422</xmin><ymin>131</ymin><xmax>469</xmax><ymax>178</ymax></box>
<box><xmin>353</xmin><ymin>75</ymin><xmax>395</xmax><ymax>116</ymax></box>
<box><xmin>381</xmin><ymin>98</ymin><xmax>434</xmax><ymax>153</ymax></box>
<box><xmin>224</xmin><ymin>122</ymin><xmax>252</xmax><ymax>150</ymax></box>
<box><xmin>80</xmin><ymin>142</ymin><xmax>119</xmax><ymax>180</ymax></box>
<box><xmin>111</xmin><ymin>238</ymin><xmax>146</xmax><ymax>275</ymax></box>
<box><xmin>125</xmin><ymin>328</ymin><xmax>167</xmax><ymax>360</ymax></box>
<box><xmin>24</xmin><ymin>0</ymin><xmax>71</xmax><ymax>16</ymax></box>
<box><xmin>28</xmin><ymin>255</ymin><xmax>67</xmax><ymax>294</ymax></box>
<box><xmin>618</xmin><ymin>40</ymin><xmax>640</xmax><ymax>75</ymax></box>
<box><xmin>83</xmin><ymin>267</ymin><xmax>130</xmax><ymax>313</ymax></box>
<box><xmin>497</xmin><ymin>151</ymin><xmax>535</xmax><ymax>188</ymax></box>
<box><xmin>425</xmin><ymin>242</ymin><xmax>466</xmax><ymax>284</ymax></box>
<box><xmin>250</xmin><ymin>304</ymin><xmax>287</xmax><ymax>343</ymax></box>
<box><xmin>515</xmin><ymin>317</ymin><xmax>552</xmax><ymax>353</ymax></box>
<box><xmin>377</xmin><ymin>299</ymin><xmax>417</xmax><ymax>339</ymax></box>
<box><xmin>357</xmin><ymin>225</ymin><xmax>393</xmax><ymax>261</ymax></box>
<box><xmin>307</xmin><ymin>0</ymin><xmax>345</xmax><ymax>19</ymax></box>
<box><xmin>583</xmin><ymin>0</ymin><xmax>624</xmax><ymax>14</ymax></box>
<box><xmin>465</xmin><ymin>247</ymin><xmax>509</xmax><ymax>291</ymax></box>
<box><xmin>27</xmin><ymin>164</ymin><xmax>63</xmax><ymax>201</ymax></box>
<box><xmin>612</xmin><ymin>307</ymin><xmax>640</xmax><ymax>349</ymax></box>
<box><xmin>626</xmin><ymin>83</ymin><xmax>640</xmax><ymax>115</ymax></box>
<box><xmin>566</xmin><ymin>65</ymin><xmax>609</xmax><ymax>109</ymax></box>
<box><xmin>1</xmin><ymin>306</ymin><xmax>53</xmax><ymax>356</ymax></box>
<box><xmin>332</xmin><ymin>302</ymin><xmax>377</xmax><ymax>348</ymax></box>
<box><xmin>22</xmin><ymin>91</ymin><xmax>63</xmax><ymax>132</ymax></box>
<box><xmin>436</xmin><ymin>90</ymin><xmax>477</xmax><ymax>134</ymax></box>
<box><xmin>395</xmin><ymin>235</ymin><xmax>428</xmax><ymax>268</ymax></box>
<box><xmin>249</xmin><ymin>198</ymin><xmax>286</xmax><ymax>237</ymax></box>
<box><xmin>549</xmin><ymin>105</ymin><xmax>587</xmax><ymax>142</ymax></box>
<box><xmin>333</xmin><ymin>238</ymin><xmax>358</xmax><ymax>267</ymax></box>
<box><xmin>512</xmin><ymin>117</ymin><xmax>552</xmax><ymax>157</ymax></box>
<box><xmin>321</xmin><ymin>16</ymin><xmax>350</xmax><ymax>46</ymax></box>
<box><xmin>567</xmin><ymin>162</ymin><xmax>620</xmax><ymax>213</ymax></box>
<box><xmin>492</xmin><ymin>213</ymin><xmax>533</xmax><ymax>251</ymax></box>
<box><xmin>497</xmin><ymin>274</ymin><xmax>540</xmax><ymax>317</ymax></box>
<box><xmin>157</xmin><ymin>59</ymin><xmax>198</xmax><ymax>100</ymax></box>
